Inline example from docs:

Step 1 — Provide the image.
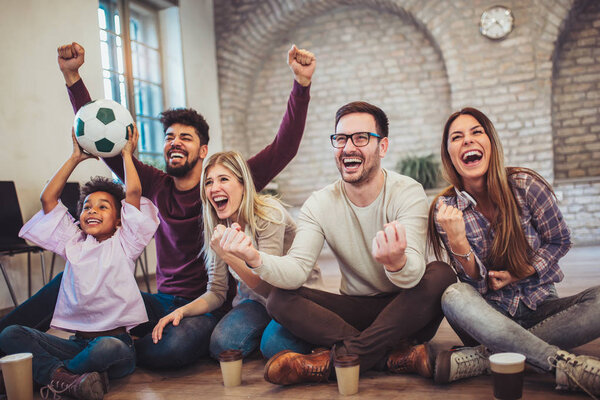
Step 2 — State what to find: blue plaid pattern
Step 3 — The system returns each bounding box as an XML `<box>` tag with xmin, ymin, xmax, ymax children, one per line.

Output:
<box><xmin>435</xmin><ymin>172</ymin><xmax>572</xmax><ymax>316</ymax></box>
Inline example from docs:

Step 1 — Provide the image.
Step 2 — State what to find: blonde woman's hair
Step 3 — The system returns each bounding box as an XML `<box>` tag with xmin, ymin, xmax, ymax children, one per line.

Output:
<box><xmin>427</xmin><ymin>107</ymin><xmax>553</xmax><ymax>279</ymax></box>
<box><xmin>200</xmin><ymin>151</ymin><xmax>285</xmax><ymax>267</ymax></box>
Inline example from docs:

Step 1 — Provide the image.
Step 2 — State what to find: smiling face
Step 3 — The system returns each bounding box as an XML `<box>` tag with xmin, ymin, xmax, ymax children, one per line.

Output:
<box><xmin>164</xmin><ymin>123</ymin><xmax>207</xmax><ymax>177</ymax></box>
<box><xmin>79</xmin><ymin>191</ymin><xmax>121</xmax><ymax>242</ymax></box>
<box><xmin>204</xmin><ymin>164</ymin><xmax>244</xmax><ymax>222</ymax></box>
<box><xmin>334</xmin><ymin>112</ymin><xmax>387</xmax><ymax>185</ymax></box>
<box><xmin>447</xmin><ymin>114</ymin><xmax>492</xmax><ymax>188</ymax></box>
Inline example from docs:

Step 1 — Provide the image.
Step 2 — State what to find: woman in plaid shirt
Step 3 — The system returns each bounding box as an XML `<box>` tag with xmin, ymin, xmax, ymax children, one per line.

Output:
<box><xmin>427</xmin><ymin>107</ymin><xmax>600</xmax><ymax>397</ymax></box>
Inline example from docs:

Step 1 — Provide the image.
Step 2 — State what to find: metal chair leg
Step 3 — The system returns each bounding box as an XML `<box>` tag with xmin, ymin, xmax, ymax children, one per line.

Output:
<box><xmin>0</xmin><ymin>261</ymin><xmax>18</xmax><ymax>307</ymax></box>
<box><xmin>40</xmin><ymin>251</ymin><xmax>46</xmax><ymax>286</ymax></box>
<box><xmin>49</xmin><ymin>252</ymin><xmax>56</xmax><ymax>281</ymax></box>
<box><xmin>27</xmin><ymin>252</ymin><xmax>31</xmax><ymax>298</ymax></box>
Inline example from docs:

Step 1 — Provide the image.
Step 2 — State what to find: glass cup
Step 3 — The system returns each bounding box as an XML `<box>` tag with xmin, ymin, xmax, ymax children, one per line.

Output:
<box><xmin>0</xmin><ymin>353</ymin><xmax>33</xmax><ymax>400</ymax></box>
<box><xmin>218</xmin><ymin>349</ymin><xmax>243</xmax><ymax>387</ymax></box>
<box><xmin>489</xmin><ymin>352</ymin><xmax>526</xmax><ymax>400</ymax></box>
<box><xmin>334</xmin><ymin>354</ymin><xmax>360</xmax><ymax>396</ymax></box>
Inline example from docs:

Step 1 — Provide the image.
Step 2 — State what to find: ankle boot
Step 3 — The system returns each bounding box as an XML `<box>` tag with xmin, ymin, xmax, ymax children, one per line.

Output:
<box><xmin>40</xmin><ymin>367</ymin><xmax>104</xmax><ymax>400</ymax></box>
<box><xmin>264</xmin><ymin>349</ymin><xmax>332</xmax><ymax>385</ymax></box>
<box><xmin>386</xmin><ymin>343</ymin><xmax>433</xmax><ymax>378</ymax></box>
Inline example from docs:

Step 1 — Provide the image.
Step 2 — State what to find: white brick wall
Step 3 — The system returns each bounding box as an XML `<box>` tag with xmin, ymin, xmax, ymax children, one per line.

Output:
<box><xmin>214</xmin><ymin>0</ymin><xmax>600</xmax><ymax>245</ymax></box>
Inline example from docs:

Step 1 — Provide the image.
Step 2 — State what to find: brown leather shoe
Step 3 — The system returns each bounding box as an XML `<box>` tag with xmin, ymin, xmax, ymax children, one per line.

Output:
<box><xmin>264</xmin><ymin>349</ymin><xmax>332</xmax><ymax>385</ymax></box>
<box><xmin>386</xmin><ymin>343</ymin><xmax>433</xmax><ymax>378</ymax></box>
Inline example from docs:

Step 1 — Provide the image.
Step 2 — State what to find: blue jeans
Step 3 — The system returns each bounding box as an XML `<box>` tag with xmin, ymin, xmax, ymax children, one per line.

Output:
<box><xmin>134</xmin><ymin>292</ymin><xmax>221</xmax><ymax>369</ymax></box>
<box><xmin>0</xmin><ymin>274</ymin><xmax>222</xmax><ymax>370</ymax></box>
<box><xmin>209</xmin><ymin>300</ymin><xmax>314</xmax><ymax>359</ymax></box>
<box><xmin>260</xmin><ymin>320</ymin><xmax>315</xmax><ymax>359</ymax></box>
<box><xmin>442</xmin><ymin>282</ymin><xmax>600</xmax><ymax>371</ymax></box>
<box><xmin>0</xmin><ymin>325</ymin><xmax>134</xmax><ymax>385</ymax></box>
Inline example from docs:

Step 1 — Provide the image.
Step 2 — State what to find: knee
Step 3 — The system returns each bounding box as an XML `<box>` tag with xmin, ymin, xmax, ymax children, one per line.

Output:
<box><xmin>92</xmin><ymin>337</ymin><xmax>131</xmax><ymax>356</ymax></box>
<box><xmin>441</xmin><ymin>282</ymin><xmax>473</xmax><ymax>312</ymax></box>
<box><xmin>266</xmin><ymin>288</ymin><xmax>291</xmax><ymax>321</ymax></box>
<box><xmin>425</xmin><ymin>261</ymin><xmax>457</xmax><ymax>286</ymax></box>
<box><xmin>0</xmin><ymin>325</ymin><xmax>27</xmax><ymax>348</ymax></box>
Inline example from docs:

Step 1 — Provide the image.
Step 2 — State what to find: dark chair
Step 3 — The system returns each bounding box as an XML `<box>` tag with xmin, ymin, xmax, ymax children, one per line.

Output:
<box><xmin>0</xmin><ymin>181</ymin><xmax>46</xmax><ymax>306</ymax></box>
<box><xmin>48</xmin><ymin>182</ymin><xmax>80</xmax><ymax>280</ymax></box>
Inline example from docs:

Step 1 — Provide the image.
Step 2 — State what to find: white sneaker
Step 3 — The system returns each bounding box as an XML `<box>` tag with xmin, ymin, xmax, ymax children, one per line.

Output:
<box><xmin>434</xmin><ymin>345</ymin><xmax>490</xmax><ymax>384</ymax></box>
<box><xmin>554</xmin><ymin>350</ymin><xmax>600</xmax><ymax>399</ymax></box>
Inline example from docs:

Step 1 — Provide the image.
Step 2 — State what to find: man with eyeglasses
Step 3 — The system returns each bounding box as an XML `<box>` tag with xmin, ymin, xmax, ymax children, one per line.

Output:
<box><xmin>216</xmin><ymin>101</ymin><xmax>456</xmax><ymax>385</ymax></box>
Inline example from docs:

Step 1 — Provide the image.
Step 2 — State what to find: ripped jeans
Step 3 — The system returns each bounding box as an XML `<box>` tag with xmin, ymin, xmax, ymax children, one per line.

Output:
<box><xmin>442</xmin><ymin>283</ymin><xmax>600</xmax><ymax>371</ymax></box>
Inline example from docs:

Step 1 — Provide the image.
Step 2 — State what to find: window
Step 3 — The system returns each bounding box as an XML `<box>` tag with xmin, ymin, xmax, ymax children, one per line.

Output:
<box><xmin>98</xmin><ymin>0</ymin><xmax>166</xmax><ymax>169</ymax></box>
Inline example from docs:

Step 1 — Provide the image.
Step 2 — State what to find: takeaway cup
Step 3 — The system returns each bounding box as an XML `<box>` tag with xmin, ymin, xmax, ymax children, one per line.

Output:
<box><xmin>334</xmin><ymin>354</ymin><xmax>360</xmax><ymax>395</ymax></box>
<box><xmin>489</xmin><ymin>352</ymin><xmax>526</xmax><ymax>400</ymax></box>
<box><xmin>218</xmin><ymin>350</ymin><xmax>243</xmax><ymax>387</ymax></box>
<box><xmin>0</xmin><ymin>352</ymin><xmax>33</xmax><ymax>400</ymax></box>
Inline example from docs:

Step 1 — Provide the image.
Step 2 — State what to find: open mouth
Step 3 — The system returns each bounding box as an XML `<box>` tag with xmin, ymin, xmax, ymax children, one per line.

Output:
<box><xmin>85</xmin><ymin>218</ymin><xmax>102</xmax><ymax>226</ymax></box>
<box><xmin>342</xmin><ymin>157</ymin><xmax>363</xmax><ymax>171</ymax></box>
<box><xmin>461</xmin><ymin>150</ymin><xmax>483</xmax><ymax>165</ymax></box>
<box><xmin>212</xmin><ymin>195</ymin><xmax>229</xmax><ymax>211</ymax></box>
<box><xmin>168</xmin><ymin>151</ymin><xmax>187</xmax><ymax>162</ymax></box>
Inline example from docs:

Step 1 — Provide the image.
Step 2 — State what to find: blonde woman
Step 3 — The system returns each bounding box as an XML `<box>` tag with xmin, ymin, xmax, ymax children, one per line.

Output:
<box><xmin>152</xmin><ymin>151</ymin><xmax>322</xmax><ymax>358</ymax></box>
<box><xmin>428</xmin><ymin>107</ymin><xmax>600</xmax><ymax>397</ymax></box>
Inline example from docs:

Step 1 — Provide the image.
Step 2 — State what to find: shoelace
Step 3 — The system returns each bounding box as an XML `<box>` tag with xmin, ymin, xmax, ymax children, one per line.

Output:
<box><xmin>552</xmin><ymin>353</ymin><xmax>600</xmax><ymax>400</ymax></box>
<box><xmin>453</xmin><ymin>352</ymin><xmax>488</xmax><ymax>380</ymax></box>
<box><xmin>304</xmin><ymin>363</ymin><xmax>330</xmax><ymax>379</ymax></box>
<box><xmin>40</xmin><ymin>378</ymin><xmax>76</xmax><ymax>400</ymax></box>
<box><xmin>388</xmin><ymin>355</ymin><xmax>412</xmax><ymax>372</ymax></box>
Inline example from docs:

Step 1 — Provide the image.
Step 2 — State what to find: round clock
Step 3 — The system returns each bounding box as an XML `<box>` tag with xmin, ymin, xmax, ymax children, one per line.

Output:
<box><xmin>480</xmin><ymin>5</ymin><xmax>514</xmax><ymax>40</ymax></box>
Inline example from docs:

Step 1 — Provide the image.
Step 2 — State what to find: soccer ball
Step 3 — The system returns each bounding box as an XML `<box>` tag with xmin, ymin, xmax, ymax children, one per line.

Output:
<box><xmin>73</xmin><ymin>99</ymin><xmax>134</xmax><ymax>158</ymax></box>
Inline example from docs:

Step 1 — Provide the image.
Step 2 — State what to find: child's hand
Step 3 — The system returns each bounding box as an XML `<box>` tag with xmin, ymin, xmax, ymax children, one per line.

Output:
<box><xmin>71</xmin><ymin>128</ymin><xmax>98</xmax><ymax>162</ymax></box>
<box><xmin>122</xmin><ymin>124</ymin><xmax>139</xmax><ymax>157</ymax></box>
<box><xmin>152</xmin><ymin>308</ymin><xmax>184</xmax><ymax>343</ymax></box>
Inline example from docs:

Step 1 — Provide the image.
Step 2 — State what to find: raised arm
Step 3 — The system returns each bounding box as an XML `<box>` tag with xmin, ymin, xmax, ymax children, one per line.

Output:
<box><xmin>122</xmin><ymin>125</ymin><xmax>142</xmax><ymax>210</ymax></box>
<box><xmin>41</xmin><ymin>129</ymin><xmax>97</xmax><ymax>214</ymax></box>
<box><xmin>247</xmin><ymin>45</ymin><xmax>316</xmax><ymax>191</ymax></box>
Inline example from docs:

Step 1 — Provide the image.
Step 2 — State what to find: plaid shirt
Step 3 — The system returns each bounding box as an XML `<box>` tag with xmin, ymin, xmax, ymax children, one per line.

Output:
<box><xmin>435</xmin><ymin>172</ymin><xmax>572</xmax><ymax>316</ymax></box>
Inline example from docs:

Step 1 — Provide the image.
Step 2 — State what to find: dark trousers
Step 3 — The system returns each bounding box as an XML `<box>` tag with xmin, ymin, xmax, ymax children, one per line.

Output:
<box><xmin>266</xmin><ymin>261</ymin><xmax>456</xmax><ymax>372</ymax></box>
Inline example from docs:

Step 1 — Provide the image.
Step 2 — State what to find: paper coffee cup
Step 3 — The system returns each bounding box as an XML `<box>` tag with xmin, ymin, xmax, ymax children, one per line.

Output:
<box><xmin>489</xmin><ymin>352</ymin><xmax>526</xmax><ymax>400</ymax></box>
<box><xmin>334</xmin><ymin>354</ymin><xmax>360</xmax><ymax>396</ymax></box>
<box><xmin>0</xmin><ymin>353</ymin><xmax>33</xmax><ymax>400</ymax></box>
<box><xmin>218</xmin><ymin>350</ymin><xmax>243</xmax><ymax>387</ymax></box>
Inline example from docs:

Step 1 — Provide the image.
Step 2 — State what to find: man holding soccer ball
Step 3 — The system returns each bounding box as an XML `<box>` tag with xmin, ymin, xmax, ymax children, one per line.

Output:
<box><xmin>0</xmin><ymin>41</ymin><xmax>316</xmax><ymax>370</ymax></box>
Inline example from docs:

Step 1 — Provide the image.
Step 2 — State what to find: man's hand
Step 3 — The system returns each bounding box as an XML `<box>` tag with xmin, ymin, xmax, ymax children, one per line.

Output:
<box><xmin>218</xmin><ymin>223</ymin><xmax>262</xmax><ymax>267</ymax></box>
<box><xmin>288</xmin><ymin>44</ymin><xmax>316</xmax><ymax>87</ymax></box>
<box><xmin>70</xmin><ymin>128</ymin><xmax>97</xmax><ymax>163</ymax></box>
<box><xmin>487</xmin><ymin>270</ymin><xmax>517</xmax><ymax>291</ymax></box>
<box><xmin>57</xmin><ymin>42</ymin><xmax>85</xmax><ymax>86</ymax></box>
<box><xmin>372</xmin><ymin>221</ymin><xmax>408</xmax><ymax>272</ymax></box>
<box><xmin>121</xmin><ymin>124</ymin><xmax>139</xmax><ymax>158</ymax></box>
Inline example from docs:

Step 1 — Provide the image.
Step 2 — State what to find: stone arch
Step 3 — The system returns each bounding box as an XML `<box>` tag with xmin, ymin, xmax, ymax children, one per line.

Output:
<box><xmin>215</xmin><ymin>0</ymin><xmax>453</xmax><ymax>204</ymax></box>
<box><xmin>551</xmin><ymin>0</ymin><xmax>600</xmax><ymax>179</ymax></box>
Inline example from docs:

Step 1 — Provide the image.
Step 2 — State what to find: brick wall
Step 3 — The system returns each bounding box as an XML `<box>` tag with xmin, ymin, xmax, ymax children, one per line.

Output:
<box><xmin>214</xmin><ymin>0</ymin><xmax>600</xmax><ymax>245</ymax></box>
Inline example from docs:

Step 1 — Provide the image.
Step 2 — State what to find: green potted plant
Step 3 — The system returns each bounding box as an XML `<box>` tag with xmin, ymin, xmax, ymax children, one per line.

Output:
<box><xmin>396</xmin><ymin>154</ymin><xmax>441</xmax><ymax>190</ymax></box>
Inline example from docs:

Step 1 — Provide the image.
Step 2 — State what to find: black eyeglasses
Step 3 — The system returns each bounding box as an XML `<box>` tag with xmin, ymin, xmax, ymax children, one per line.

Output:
<box><xmin>330</xmin><ymin>132</ymin><xmax>381</xmax><ymax>148</ymax></box>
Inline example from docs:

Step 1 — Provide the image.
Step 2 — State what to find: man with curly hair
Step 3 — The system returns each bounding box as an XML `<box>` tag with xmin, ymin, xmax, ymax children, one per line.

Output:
<box><xmin>0</xmin><ymin>42</ymin><xmax>316</xmax><ymax>370</ymax></box>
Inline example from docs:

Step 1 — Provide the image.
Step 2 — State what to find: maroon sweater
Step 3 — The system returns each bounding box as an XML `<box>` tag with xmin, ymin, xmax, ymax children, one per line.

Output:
<box><xmin>68</xmin><ymin>79</ymin><xmax>310</xmax><ymax>298</ymax></box>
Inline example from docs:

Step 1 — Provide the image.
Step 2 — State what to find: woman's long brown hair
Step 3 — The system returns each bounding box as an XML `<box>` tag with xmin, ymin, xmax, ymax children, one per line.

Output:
<box><xmin>427</xmin><ymin>108</ymin><xmax>552</xmax><ymax>279</ymax></box>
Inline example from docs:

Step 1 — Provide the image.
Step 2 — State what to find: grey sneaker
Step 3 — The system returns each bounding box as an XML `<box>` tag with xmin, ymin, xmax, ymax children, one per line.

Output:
<box><xmin>434</xmin><ymin>345</ymin><xmax>490</xmax><ymax>384</ymax></box>
<box><xmin>554</xmin><ymin>350</ymin><xmax>600</xmax><ymax>399</ymax></box>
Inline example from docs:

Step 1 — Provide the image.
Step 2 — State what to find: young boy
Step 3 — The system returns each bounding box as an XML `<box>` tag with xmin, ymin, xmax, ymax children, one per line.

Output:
<box><xmin>0</xmin><ymin>126</ymin><xmax>159</xmax><ymax>400</ymax></box>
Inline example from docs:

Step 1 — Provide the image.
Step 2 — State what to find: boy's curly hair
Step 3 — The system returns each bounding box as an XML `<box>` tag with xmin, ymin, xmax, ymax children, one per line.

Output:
<box><xmin>77</xmin><ymin>177</ymin><xmax>126</xmax><ymax>216</ymax></box>
<box><xmin>159</xmin><ymin>108</ymin><xmax>210</xmax><ymax>145</ymax></box>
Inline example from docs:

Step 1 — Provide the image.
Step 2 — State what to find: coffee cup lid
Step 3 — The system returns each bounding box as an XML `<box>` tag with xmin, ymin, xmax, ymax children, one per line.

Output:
<box><xmin>219</xmin><ymin>349</ymin><xmax>243</xmax><ymax>362</ymax></box>
<box><xmin>334</xmin><ymin>354</ymin><xmax>360</xmax><ymax>367</ymax></box>
<box><xmin>0</xmin><ymin>353</ymin><xmax>33</xmax><ymax>363</ymax></box>
<box><xmin>489</xmin><ymin>352</ymin><xmax>526</xmax><ymax>365</ymax></box>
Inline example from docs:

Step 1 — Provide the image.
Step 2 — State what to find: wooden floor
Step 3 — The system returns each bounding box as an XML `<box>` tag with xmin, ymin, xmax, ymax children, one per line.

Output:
<box><xmin>44</xmin><ymin>247</ymin><xmax>600</xmax><ymax>399</ymax></box>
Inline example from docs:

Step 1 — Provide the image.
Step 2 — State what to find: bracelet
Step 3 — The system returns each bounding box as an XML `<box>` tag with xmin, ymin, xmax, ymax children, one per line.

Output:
<box><xmin>448</xmin><ymin>245</ymin><xmax>473</xmax><ymax>261</ymax></box>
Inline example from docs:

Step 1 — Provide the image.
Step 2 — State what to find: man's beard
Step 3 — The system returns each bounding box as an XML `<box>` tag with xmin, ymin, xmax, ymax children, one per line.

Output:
<box><xmin>166</xmin><ymin>157</ymin><xmax>199</xmax><ymax>177</ymax></box>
